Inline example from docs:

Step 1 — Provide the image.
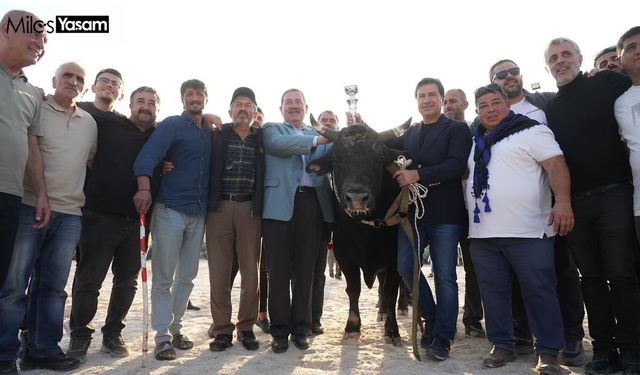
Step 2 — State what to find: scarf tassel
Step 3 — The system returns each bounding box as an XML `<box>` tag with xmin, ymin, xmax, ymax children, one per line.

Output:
<box><xmin>482</xmin><ymin>192</ymin><xmax>492</xmax><ymax>213</ymax></box>
<box><xmin>473</xmin><ymin>201</ymin><xmax>481</xmax><ymax>223</ymax></box>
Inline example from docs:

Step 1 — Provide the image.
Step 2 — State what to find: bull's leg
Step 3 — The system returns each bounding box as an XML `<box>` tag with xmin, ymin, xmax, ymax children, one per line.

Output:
<box><xmin>383</xmin><ymin>268</ymin><xmax>402</xmax><ymax>346</ymax></box>
<box><xmin>397</xmin><ymin>279</ymin><xmax>409</xmax><ymax>316</ymax></box>
<box><xmin>342</xmin><ymin>265</ymin><xmax>362</xmax><ymax>341</ymax></box>
<box><xmin>376</xmin><ymin>271</ymin><xmax>387</xmax><ymax>321</ymax></box>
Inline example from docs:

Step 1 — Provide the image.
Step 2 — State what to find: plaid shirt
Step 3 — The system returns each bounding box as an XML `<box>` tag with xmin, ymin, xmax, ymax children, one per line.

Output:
<box><xmin>221</xmin><ymin>126</ymin><xmax>258</xmax><ymax>194</ymax></box>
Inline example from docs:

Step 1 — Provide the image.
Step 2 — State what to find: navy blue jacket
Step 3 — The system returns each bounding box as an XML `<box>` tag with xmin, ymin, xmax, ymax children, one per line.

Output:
<box><xmin>388</xmin><ymin>114</ymin><xmax>472</xmax><ymax>226</ymax></box>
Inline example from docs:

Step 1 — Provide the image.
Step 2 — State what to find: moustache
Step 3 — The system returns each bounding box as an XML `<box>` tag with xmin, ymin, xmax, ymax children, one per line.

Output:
<box><xmin>188</xmin><ymin>100</ymin><xmax>202</xmax><ymax>106</ymax></box>
<box><xmin>138</xmin><ymin>109</ymin><xmax>153</xmax><ymax>116</ymax></box>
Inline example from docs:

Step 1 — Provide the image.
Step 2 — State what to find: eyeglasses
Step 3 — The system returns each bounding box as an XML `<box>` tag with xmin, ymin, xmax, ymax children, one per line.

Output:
<box><xmin>492</xmin><ymin>67</ymin><xmax>520</xmax><ymax>81</ymax></box>
<box><xmin>97</xmin><ymin>77</ymin><xmax>122</xmax><ymax>89</ymax></box>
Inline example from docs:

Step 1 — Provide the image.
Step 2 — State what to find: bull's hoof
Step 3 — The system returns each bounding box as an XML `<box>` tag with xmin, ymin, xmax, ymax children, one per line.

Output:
<box><xmin>397</xmin><ymin>308</ymin><xmax>408</xmax><ymax>316</ymax></box>
<box><xmin>377</xmin><ymin>312</ymin><xmax>387</xmax><ymax>322</ymax></box>
<box><xmin>384</xmin><ymin>336</ymin><xmax>403</xmax><ymax>347</ymax></box>
<box><xmin>342</xmin><ymin>331</ymin><xmax>361</xmax><ymax>343</ymax></box>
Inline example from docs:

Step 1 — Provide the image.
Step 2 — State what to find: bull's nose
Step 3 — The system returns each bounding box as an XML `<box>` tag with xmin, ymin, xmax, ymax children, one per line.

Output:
<box><xmin>344</xmin><ymin>191</ymin><xmax>369</xmax><ymax>206</ymax></box>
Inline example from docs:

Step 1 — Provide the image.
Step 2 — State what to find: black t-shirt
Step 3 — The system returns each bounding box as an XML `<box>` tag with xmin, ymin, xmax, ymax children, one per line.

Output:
<box><xmin>79</xmin><ymin>102</ymin><xmax>155</xmax><ymax>216</ymax></box>
<box><xmin>546</xmin><ymin>71</ymin><xmax>632</xmax><ymax>193</ymax></box>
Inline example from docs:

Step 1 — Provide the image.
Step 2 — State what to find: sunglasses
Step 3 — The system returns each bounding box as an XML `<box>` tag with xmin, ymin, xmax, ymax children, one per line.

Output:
<box><xmin>492</xmin><ymin>67</ymin><xmax>520</xmax><ymax>81</ymax></box>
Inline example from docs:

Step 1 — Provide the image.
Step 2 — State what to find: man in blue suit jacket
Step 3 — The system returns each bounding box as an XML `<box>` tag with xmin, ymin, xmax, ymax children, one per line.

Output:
<box><xmin>389</xmin><ymin>78</ymin><xmax>472</xmax><ymax>361</ymax></box>
<box><xmin>262</xmin><ymin>89</ymin><xmax>334</xmax><ymax>353</ymax></box>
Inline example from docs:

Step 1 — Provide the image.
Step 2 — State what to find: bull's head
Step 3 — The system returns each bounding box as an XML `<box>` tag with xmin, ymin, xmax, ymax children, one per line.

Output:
<box><xmin>306</xmin><ymin>114</ymin><xmax>410</xmax><ymax>219</ymax></box>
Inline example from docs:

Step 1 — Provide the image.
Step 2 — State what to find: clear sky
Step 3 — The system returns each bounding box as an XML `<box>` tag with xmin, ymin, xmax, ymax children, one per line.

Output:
<box><xmin>4</xmin><ymin>0</ymin><xmax>638</xmax><ymax>130</ymax></box>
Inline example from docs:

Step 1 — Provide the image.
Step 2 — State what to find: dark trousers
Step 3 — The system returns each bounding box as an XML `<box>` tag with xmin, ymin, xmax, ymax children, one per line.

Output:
<box><xmin>512</xmin><ymin>237</ymin><xmax>585</xmax><ymax>344</ymax></box>
<box><xmin>263</xmin><ymin>191</ymin><xmax>324</xmax><ymax>338</ymax></box>
<box><xmin>311</xmin><ymin>224</ymin><xmax>330</xmax><ymax>325</ymax></box>
<box><xmin>259</xmin><ymin>241</ymin><xmax>268</xmax><ymax>313</ymax></box>
<box><xmin>70</xmin><ymin>210</ymin><xmax>141</xmax><ymax>339</ymax></box>
<box><xmin>459</xmin><ymin>224</ymin><xmax>483</xmax><ymax>326</ymax></box>
<box><xmin>0</xmin><ymin>193</ymin><xmax>22</xmax><ymax>289</ymax></box>
<box><xmin>567</xmin><ymin>184</ymin><xmax>640</xmax><ymax>351</ymax></box>
<box><xmin>471</xmin><ymin>237</ymin><xmax>564</xmax><ymax>355</ymax></box>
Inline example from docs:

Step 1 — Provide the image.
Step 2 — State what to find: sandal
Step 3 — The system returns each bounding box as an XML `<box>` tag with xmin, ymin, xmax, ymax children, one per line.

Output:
<box><xmin>154</xmin><ymin>341</ymin><xmax>176</xmax><ymax>361</ymax></box>
<box><xmin>172</xmin><ymin>333</ymin><xmax>194</xmax><ymax>350</ymax></box>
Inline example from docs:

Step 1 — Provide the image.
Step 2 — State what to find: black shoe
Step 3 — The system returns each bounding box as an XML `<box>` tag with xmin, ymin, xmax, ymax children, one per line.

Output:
<box><xmin>238</xmin><ymin>331</ymin><xmax>259</xmax><ymax>351</ymax></box>
<box><xmin>420</xmin><ymin>319</ymin><xmax>434</xmax><ymax>349</ymax></box>
<box><xmin>187</xmin><ymin>300</ymin><xmax>200</xmax><ymax>311</ymax></box>
<box><xmin>291</xmin><ymin>334</ymin><xmax>310</xmax><ymax>350</ymax></box>
<box><xmin>560</xmin><ymin>340</ymin><xmax>586</xmax><ymax>367</ymax></box>
<box><xmin>209</xmin><ymin>334</ymin><xmax>233</xmax><ymax>352</ymax></box>
<box><xmin>311</xmin><ymin>322</ymin><xmax>324</xmax><ymax>335</ymax></box>
<box><xmin>464</xmin><ymin>321</ymin><xmax>486</xmax><ymax>338</ymax></box>
<box><xmin>256</xmin><ymin>318</ymin><xmax>271</xmax><ymax>334</ymax></box>
<box><xmin>0</xmin><ymin>361</ymin><xmax>17</xmax><ymax>375</ymax></box>
<box><xmin>271</xmin><ymin>336</ymin><xmax>289</xmax><ymax>353</ymax></box>
<box><xmin>100</xmin><ymin>335</ymin><xmax>130</xmax><ymax>357</ymax></box>
<box><xmin>536</xmin><ymin>353</ymin><xmax>561</xmax><ymax>375</ymax></box>
<box><xmin>585</xmin><ymin>348</ymin><xmax>622</xmax><ymax>375</ymax></box>
<box><xmin>483</xmin><ymin>346</ymin><xmax>516</xmax><ymax>368</ymax></box>
<box><xmin>67</xmin><ymin>336</ymin><xmax>91</xmax><ymax>364</ymax></box>
<box><xmin>426</xmin><ymin>336</ymin><xmax>450</xmax><ymax>361</ymax></box>
<box><xmin>20</xmin><ymin>352</ymin><xmax>81</xmax><ymax>372</ymax></box>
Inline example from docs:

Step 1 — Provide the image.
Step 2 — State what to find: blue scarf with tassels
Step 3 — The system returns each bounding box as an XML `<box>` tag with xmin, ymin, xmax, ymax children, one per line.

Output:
<box><xmin>472</xmin><ymin>111</ymin><xmax>540</xmax><ymax>223</ymax></box>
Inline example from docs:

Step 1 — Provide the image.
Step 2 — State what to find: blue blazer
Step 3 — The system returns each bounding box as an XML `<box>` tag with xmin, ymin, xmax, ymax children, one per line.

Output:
<box><xmin>262</xmin><ymin>122</ymin><xmax>335</xmax><ymax>223</ymax></box>
<box><xmin>388</xmin><ymin>114</ymin><xmax>472</xmax><ymax>226</ymax></box>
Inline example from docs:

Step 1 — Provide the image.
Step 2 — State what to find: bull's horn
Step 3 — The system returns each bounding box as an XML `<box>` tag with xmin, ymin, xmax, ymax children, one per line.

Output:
<box><xmin>378</xmin><ymin>118</ymin><xmax>412</xmax><ymax>141</ymax></box>
<box><xmin>310</xmin><ymin>113</ymin><xmax>339</xmax><ymax>141</ymax></box>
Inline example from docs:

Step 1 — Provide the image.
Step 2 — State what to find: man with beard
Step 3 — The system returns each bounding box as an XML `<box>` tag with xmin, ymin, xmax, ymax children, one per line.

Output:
<box><xmin>545</xmin><ymin>37</ymin><xmax>639</xmax><ymax>375</ymax></box>
<box><xmin>68</xmin><ymin>77</ymin><xmax>161</xmax><ymax>364</ymax></box>
<box><xmin>207</xmin><ymin>87</ymin><xmax>264</xmax><ymax>352</ymax></box>
<box><xmin>262</xmin><ymin>89</ymin><xmax>334</xmax><ymax>353</ymax></box>
<box><xmin>134</xmin><ymin>79</ymin><xmax>212</xmax><ymax>361</ymax></box>
<box><xmin>594</xmin><ymin>46</ymin><xmax>620</xmax><ymax>71</ymax></box>
<box><xmin>0</xmin><ymin>62</ymin><xmax>95</xmax><ymax>373</ymax></box>
<box><xmin>485</xmin><ymin>59</ymin><xmax>586</xmax><ymax>366</ymax></box>
<box><xmin>0</xmin><ymin>10</ymin><xmax>49</xmax><ymax>296</ymax></box>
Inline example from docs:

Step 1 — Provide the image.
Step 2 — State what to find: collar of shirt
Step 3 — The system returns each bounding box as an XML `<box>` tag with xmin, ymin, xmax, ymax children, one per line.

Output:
<box><xmin>45</xmin><ymin>94</ymin><xmax>85</xmax><ymax>118</ymax></box>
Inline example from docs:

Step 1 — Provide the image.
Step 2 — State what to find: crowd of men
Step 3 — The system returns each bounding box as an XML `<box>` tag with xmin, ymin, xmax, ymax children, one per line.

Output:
<box><xmin>1</xmin><ymin>8</ymin><xmax>639</xmax><ymax>375</ymax></box>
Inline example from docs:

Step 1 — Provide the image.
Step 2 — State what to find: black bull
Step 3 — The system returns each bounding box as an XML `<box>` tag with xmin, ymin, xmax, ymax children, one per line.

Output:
<box><xmin>306</xmin><ymin>115</ymin><xmax>411</xmax><ymax>346</ymax></box>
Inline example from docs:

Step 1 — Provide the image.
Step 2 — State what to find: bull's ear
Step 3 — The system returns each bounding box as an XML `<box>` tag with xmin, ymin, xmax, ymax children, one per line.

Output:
<box><xmin>306</xmin><ymin>151</ymin><xmax>334</xmax><ymax>175</ymax></box>
<box><xmin>383</xmin><ymin>146</ymin><xmax>405</xmax><ymax>174</ymax></box>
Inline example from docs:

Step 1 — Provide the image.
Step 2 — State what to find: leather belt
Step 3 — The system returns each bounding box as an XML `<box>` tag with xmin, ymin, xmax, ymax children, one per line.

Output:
<box><xmin>220</xmin><ymin>193</ymin><xmax>253</xmax><ymax>202</ymax></box>
<box><xmin>297</xmin><ymin>186</ymin><xmax>316</xmax><ymax>193</ymax></box>
<box><xmin>573</xmin><ymin>183</ymin><xmax>625</xmax><ymax>200</ymax></box>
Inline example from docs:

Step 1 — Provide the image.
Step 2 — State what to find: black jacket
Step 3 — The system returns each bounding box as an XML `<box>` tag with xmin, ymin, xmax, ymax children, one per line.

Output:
<box><xmin>207</xmin><ymin>123</ymin><xmax>264</xmax><ymax>216</ymax></box>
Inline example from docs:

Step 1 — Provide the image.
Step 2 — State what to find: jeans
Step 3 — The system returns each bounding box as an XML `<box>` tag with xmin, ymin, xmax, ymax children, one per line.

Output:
<box><xmin>0</xmin><ymin>193</ymin><xmax>22</xmax><ymax>289</ymax></box>
<box><xmin>566</xmin><ymin>184</ymin><xmax>640</xmax><ymax>351</ymax></box>
<box><xmin>471</xmin><ymin>237</ymin><xmax>564</xmax><ymax>355</ymax></box>
<box><xmin>397</xmin><ymin>222</ymin><xmax>460</xmax><ymax>340</ymax></box>
<box><xmin>150</xmin><ymin>204</ymin><xmax>205</xmax><ymax>344</ymax></box>
<box><xmin>70</xmin><ymin>210</ymin><xmax>141</xmax><ymax>339</ymax></box>
<box><xmin>0</xmin><ymin>205</ymin><xmax>80</xmax><ymax>360</ymax></box>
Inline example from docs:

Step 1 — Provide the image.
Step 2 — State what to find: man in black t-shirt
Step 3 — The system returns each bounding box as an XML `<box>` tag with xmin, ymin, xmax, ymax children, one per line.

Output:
<box><xmin>67</xmin><ymin>69</ymin><xmax>160</xmax><ymax>364</ymax></box>
<box><xmin>545</xmin><ymin>37</ymin><xmax>639</xmax><ymax>375</ymax></box>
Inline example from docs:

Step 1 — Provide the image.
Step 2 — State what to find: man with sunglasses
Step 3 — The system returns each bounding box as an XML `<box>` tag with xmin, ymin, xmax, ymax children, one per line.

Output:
<box><xmin>69</xmin><ymin>73</ymin><xmax>161</xmax><ymax>363</ymax></box>
<box><xmin>545</xmin><ymin>37</ymin><xmax>639</xmax><ymax>375</ymax></box>
<box><xmin>487</xmin><ymin>59</ymin><xmax>586</xmax><ymax>367</ymax></box>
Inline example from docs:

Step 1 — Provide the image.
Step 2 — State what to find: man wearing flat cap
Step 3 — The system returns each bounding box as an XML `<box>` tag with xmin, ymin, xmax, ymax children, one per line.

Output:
<box><xmin>207</xmin><ymin>87</ymin><xmax>265</xmax><ymax>352</ymax></box>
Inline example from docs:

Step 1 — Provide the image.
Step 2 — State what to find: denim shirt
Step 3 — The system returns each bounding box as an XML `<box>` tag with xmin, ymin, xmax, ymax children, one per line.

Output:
<box><xmin>134</xmin><ymin>112</ymin><xmax>212</xmax><ymax>215</ymax></box>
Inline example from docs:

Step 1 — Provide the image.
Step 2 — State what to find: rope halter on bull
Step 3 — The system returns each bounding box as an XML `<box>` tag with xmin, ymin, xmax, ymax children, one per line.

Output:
<box><xmin>389</xmin><ymin>155</ymin><xmax>428</xmax><ymax>360</ymax></box>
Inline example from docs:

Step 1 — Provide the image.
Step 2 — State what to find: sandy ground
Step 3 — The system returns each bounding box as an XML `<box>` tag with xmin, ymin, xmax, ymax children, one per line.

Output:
<box><xmin>28</xmin><ymin>260</ymin><xmax>591</xmax><ymax>374</ymax></box>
